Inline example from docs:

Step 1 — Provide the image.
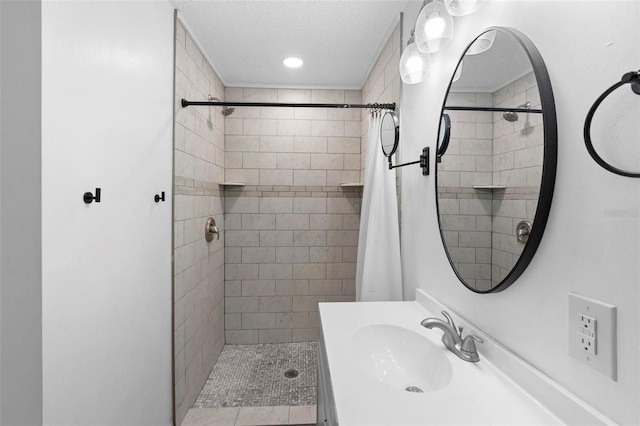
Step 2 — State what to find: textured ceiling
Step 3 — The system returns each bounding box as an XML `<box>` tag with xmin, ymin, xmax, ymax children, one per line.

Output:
<box><xmin>170</xmin><ymin>0</ymin><xmax>409</xmax><ymax>89</ymax></box>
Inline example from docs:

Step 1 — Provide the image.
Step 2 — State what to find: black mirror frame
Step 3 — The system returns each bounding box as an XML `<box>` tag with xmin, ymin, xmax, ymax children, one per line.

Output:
<box><xmin>435</xmin><ymin>27</ymin><xmax>557</xmax><ymax>293</ymax></box>
<box><xmin>436</xmin><ymin>113</ymin><xmax>451</xmax><ymax>162</ymax></box>
<box><xmin>380</xmin><ymin>110</ymin><xmax>400</xmax><ymax>158</ymax></box>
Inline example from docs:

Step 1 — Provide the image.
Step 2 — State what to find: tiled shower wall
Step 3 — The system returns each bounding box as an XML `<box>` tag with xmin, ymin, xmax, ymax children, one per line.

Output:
<box><xmin>174</xmin><ymin>20</ymin><xmax>225</xmax><ymax>425</ymax></box>
<box><xmin>437</xmin><ymin>92</ymin><xmax>494</xmax><ymax>290</ymax></box>
<box><xmin>360</xmin><ymin>22</ymin><xmax>402</xmax><ymax>181</ymax></box>
<box><xmin>223</xmin><ymin>88</ymin><xmax>362</xmax><ymax>344</ymax></box>
<box><xmin>437</xmin><ymin>72</ymin><xmax>543</xmax><ymax>289</ymax></box>
<box><xmin>491</xmin><ymin>72</ymin><xmax>543</xmax><ymax>284</ymax></box>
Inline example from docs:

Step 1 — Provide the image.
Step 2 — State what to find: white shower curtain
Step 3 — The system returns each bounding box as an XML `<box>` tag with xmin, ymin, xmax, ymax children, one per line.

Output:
<box><xmin>355</xmin><ymin>111</ymin><xmax>403</xmax><ymax>302</ymax></box>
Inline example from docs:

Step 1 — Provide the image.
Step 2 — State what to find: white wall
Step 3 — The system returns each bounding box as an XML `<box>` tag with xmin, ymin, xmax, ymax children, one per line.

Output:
<box><xmin>42</xmin><ymin>1</ymin><xmax>174</xmax><ymax>424</ymax></box>
<box><xmin>400</xmin><ymin>1</ymin><xmax>640</xmax><ymax>424</ymax></box>
<box><xmin>0</xmin><ymin>1</ymin><xmax>43</xmax><ymax>424</ymax></box>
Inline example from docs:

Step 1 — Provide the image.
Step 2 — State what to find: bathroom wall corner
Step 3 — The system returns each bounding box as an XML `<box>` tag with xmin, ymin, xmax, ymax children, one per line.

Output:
<box><xmin>174</xmin><ymin>17</ymin><xmax>226</xmax><ymax>426</ymax></box>
<box><xmin>0</xmin><ymin>1</ymin><xmax>43</xmax><ymax>424</ymax></box>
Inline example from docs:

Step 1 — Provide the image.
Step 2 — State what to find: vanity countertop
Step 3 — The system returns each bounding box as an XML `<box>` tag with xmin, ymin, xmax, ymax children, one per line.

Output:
<box><xmin>318</xmin><ymin>300</ymin><xmax>563</xmax><ymax>426</ymax></box>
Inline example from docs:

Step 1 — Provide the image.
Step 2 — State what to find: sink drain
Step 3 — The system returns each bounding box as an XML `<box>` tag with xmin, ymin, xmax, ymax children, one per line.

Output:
<box><xmin>405</xmin><ymin>386</ymin><xmax>424</xmax><ymax>393</ymax></box>
<box><xmin>284</xmin><ymin>368</ymin><xmax>299</xmax><ymax>379</ymax></box>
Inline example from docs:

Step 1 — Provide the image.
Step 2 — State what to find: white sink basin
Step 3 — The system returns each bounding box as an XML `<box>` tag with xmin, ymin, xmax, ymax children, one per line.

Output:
<box><xmin>351</xmin><ymin>324</ymin><xmax>453</xmax><ymax>393</ymax></box>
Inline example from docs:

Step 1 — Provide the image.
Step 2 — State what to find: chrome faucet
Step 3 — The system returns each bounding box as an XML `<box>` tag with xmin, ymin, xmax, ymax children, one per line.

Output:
<box><xmin>420</xmin><ymin>310</ymin><xmax>484</xmax><ymax>362</ymax></box>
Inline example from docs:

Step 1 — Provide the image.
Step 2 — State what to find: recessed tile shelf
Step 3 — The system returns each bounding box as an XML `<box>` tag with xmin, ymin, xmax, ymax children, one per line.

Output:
<box><xmin>339</xmin><ymin>183</ymin><xmax>364</xmax><ymax>187</ymax></box>
<box><xmin>472</xmin><ymin>185</ymin><xmax>507</xmax><ymax>190</ymax></box>
<box><xmin>218</xmin><ymin>182</ymin><xmax>246</xmax><ymax>186</ymax></box>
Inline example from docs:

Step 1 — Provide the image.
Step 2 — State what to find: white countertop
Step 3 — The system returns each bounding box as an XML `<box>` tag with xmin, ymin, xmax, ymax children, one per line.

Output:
<box><xmin>319</xmin><ymin>300</ymin><xmax>563</xmax><ymax>426</ymax></box>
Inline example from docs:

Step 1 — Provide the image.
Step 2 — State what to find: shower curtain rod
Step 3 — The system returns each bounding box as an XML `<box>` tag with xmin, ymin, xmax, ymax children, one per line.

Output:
<box><xmin>181</xmin><ymin>99</ymin><xmax>395</xmax><ymax>110</ymax></box>
<box><xmin>444</xmin><ymin>106</ymin><xmax>542</xmax><ymax>113</ymax></box>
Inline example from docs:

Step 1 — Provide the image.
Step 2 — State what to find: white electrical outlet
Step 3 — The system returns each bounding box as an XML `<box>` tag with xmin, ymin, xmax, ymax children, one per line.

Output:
<box><xmin>578</xmin><ymin>313</ymin><xmax>597</xmax><ymax>355</ymax></box>
<box><xmin>569</xmin><ymin>293</ymin><xmax>617</xmax><ymax>380</ymax></box>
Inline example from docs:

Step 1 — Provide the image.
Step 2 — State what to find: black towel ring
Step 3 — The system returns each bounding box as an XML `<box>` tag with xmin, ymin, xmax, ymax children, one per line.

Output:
<box><xmin>583</xmin><ymin>70</ymin><xmax>640</xmax><ymax>178</ymax></box>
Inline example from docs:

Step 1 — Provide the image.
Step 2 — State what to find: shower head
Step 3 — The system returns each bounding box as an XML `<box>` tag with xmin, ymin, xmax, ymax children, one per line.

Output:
<box><xmin>502</xmin><ymin>101</ymin><xmax>531</xmax><ymax>122</ymax></box>
<box><xmin>208</xmin><ymin>95</ymin><xmax>235</xmax><ymax>116</ymax></box>
<box><xmin>502</xmin><ymin>111</ymin><xmax>519</xmax><ymax>122</ymax></box>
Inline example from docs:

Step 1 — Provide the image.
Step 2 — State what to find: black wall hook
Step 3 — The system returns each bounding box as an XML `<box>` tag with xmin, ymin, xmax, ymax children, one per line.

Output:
<box><xmin>154</xmin><ymin>192</ymin><xmax>165</xmax><ymax>203</ymax></box>
<box><xmin>83</xmin><ymin>188</ymin><xmax>101</xmax><ymax>204</ymax></box>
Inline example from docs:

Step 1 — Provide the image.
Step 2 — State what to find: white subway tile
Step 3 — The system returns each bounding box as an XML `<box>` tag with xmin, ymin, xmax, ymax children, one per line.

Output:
<box><xmin>259</xmin><ymin>198</ymin><xmax>293</xmax><ymax>214</ymax></box>
<box><xmin>225</xmin><ymin>330</ymin><xmax>259</xmax><ymax>344</ymax></box>
<box><xmin>327</xmin><ymin>198</ymin><xmax>360</xmax><ymax>214</ymax></box>
<box><xmin>261</xmin><ymin>107</ymin><xmax>294</xmax><ymax>120</ymax></box>
<box><xmin>242</xmin><ymin>313</ymin><xmax>275</xmax><ymax>329</ymax></box>
<box><xmin>276</xmin><ymin>247</ymin><xmax>310</xmax><ymax>264</ymax></box>
<box><xmin>292</xmin><ymin>295</ymin><xmax>325</xmax><ymax>312</ymax></box>
<box><xmin>309</xmin><ymin>247</ymin><xmax>342</xmax><ymax>263</ymax></box>
<box><xmin>260</xmin><ymin>135</ymin><xmax>294</xmax><ymax>153</ymax></box>
<box><xmin>243</xmin><ymin>152</ymin><xmax>276</xmax><ymax>169</ymax></box>
<box><xmin>293</xmin><ymin>170</ymin><xmax>326</xmax><ymax>186</ymax></box>
<box><xmin>225</xmin><ymin>230</ymin><xmax>260</xmax><ymax>247</ymax></box>
<box><xmin>275</xmin><ymin>280</ymin><xmax>310</xmax><ymax>296</ymax></box>
<box><xmin>258</xmin><ymin>296</ymin><xmax>293</xmax><ymax>313</ymax></box>
<box><xmin>260</xmin><ymin>169</ymin><xmax>293</xmax><ymax>185</ymax></box>
<box><xmin>259</xmin><ymin>263</ymin><xmax>293</xmax><ymax>280</ymax></box>
<box><xmin>243</xmin><ymin>118</ymin><xmax>277</xmax><ymax>136</ymax></box>
<box><xmin>294</xmin><ymin>108</ymin><xmax>327</xmax><ymax>120</ymax></box>
<box><xmin>276</xmin><ymin>214</ymin><xmax>310</xmax><ymax>230</ymax></box>
<box><xmin>275</xmin><ymin>312</ymin><xmax>309</xmax><ymax>329</ymax></box>
<box><xmin>276</xmin><ymin>153</ymin><xmax>310</xmax><ymax>169</ymax></box>
<box><xmin>294</xmin><ymin>136</ymin><xmax>327</xmax><ymax>153</ymax></box>
<box><xmin>225</xmin><ymin>297</ymin><xmax>259</xmax><ymax>313</ymax></box>
<box><xmin>293</xmin><ymin>230</ymin><xmax>327</xmax><ymax>247</ymax></box>
<box><xmin>277</xmin><ymin>89</ymin><xmax>311</xmax><ymax>103</ymax></box>
<box><xmin>258</xmin><ymin>330</ymin><xmax>292</xmax><ymax>344</ymax></box>
<box><xmin>242</xmin><ymin>88</ymin><xmax>277</xmax><ymax>102</ymax></box>
<box><xmin>311</xmin><ymin>89</ymin><xmax>344</xmax><ymax>103</ymax></box>
<box><xmin>260</xmin><ymin>231</ymin><xmax>294</xmax><ymax>247</ymax></box>
<box><xmin>225</xmin><ymin>135</ymin><xmax>259</xmax><ymax>152</ymax></box>
<box><xmin>241</xmin><ymin>247</ymin><xmax>276</xmax><ymax>264</ymax></box>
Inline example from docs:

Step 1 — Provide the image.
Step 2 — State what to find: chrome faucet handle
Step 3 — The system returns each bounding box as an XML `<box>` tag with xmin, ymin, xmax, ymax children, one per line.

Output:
<box><xmin>460</xmin><ymin>333</ymin><xmax>484</xmax><ymax>362</ymax></box>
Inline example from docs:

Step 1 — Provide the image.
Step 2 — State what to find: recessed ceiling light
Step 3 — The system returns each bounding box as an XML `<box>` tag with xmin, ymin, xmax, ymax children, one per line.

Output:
<box><xmin>283</xmin><ymin>57</ymin><xmax>303</xmax><ymax>68</ymax></box>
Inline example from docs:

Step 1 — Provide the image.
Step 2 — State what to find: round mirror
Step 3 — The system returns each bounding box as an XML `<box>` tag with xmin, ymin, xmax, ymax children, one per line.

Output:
<box><xmin>380</xmin><ymin>110</ymin><xmax>399</xmax><ymax>157</ymax></box>
<box><xmin>435</xmin><ymin>27</ymin><xmax>557</xmax><ymax>293</ymax></box>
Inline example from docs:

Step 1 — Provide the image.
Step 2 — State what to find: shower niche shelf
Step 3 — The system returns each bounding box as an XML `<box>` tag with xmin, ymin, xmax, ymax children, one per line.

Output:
<box><xmin>340</xmin><ymin>183</ymin><xmax>364</xmax><ymax>187</ymax></box>
<box><xmin>218</xmin><ymin>182</ymin><xmax>246</xmax><ymax>186</ymax></box>
<box><xmin>472</xmin><ymin>185</ymin><xmax>506</xmax><ymax>190</ymax></box>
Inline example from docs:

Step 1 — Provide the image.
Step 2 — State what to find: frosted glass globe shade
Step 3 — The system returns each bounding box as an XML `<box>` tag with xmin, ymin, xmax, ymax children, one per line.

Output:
<box><xmin>444</xmin><ymin>0</ymin><xmax>487</xmax><ymax>16</ymax></box>
<box><xmin>466</xmin><ymin>30</ymin><xmax>496</xmax><ymax>55</ymax></box>
<box><xmin>452</xmin><ymin>60</ymin><xmax>463</xmax><ymax>82</ymax></box>
<box><xmin>399</xmin><ymin>42</ymin><xmax>431</xmax><ymax>84</ymax></box>
<box><xmin>415</xmin><ymin>1</ymin><xmax>454</xmax><ymax>53</ymax></box>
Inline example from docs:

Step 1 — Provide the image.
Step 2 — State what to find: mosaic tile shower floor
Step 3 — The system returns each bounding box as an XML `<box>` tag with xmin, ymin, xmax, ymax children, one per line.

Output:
<box><xmin>194</xmin><ymin>342</ymin><xmax>317</xmax><ymax>408</ymax></box>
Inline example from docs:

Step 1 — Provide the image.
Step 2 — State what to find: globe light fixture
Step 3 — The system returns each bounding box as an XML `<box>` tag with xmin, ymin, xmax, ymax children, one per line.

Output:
<box><xmin>414</xmin><ymin>0</ymin><xmax>454</xmax><ymax>53</ymax></box>
<box><xmin>444</xmin><ymin>0</ymin><xmax>488</xmax><ymax>16</ymax></box>
<box><xmin>399</xmin><ymin>30</ymin><xmax>431</xmax><ymax>84</ymax></box>
<box><xmin>466</xmin><ymin>30</ymin><xmax>496</xmax><ymax>55</ymax></box>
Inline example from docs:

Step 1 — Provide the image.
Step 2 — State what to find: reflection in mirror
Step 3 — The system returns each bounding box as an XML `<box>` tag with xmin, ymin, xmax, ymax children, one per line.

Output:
<box><xmin>436</xmin><ymin>27</ymin><xmax>556</xmax><ymax>293</ymax></box>
<box><xmin>436</xmin><ymin>114</ymin><xmax>451</xmax><ymax>162</ymax></box>
<box><xmin>380</xmin><ymin>110</ymin><xmax>399</xmax><ymax>157</ymax></box>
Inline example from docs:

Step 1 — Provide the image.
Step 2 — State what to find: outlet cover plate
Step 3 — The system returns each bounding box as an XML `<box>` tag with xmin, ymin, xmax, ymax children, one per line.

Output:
<box><xmin>568</xmin><ymin>293</ymin><xmax>617</xmax><ymax>380</ymax></box>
